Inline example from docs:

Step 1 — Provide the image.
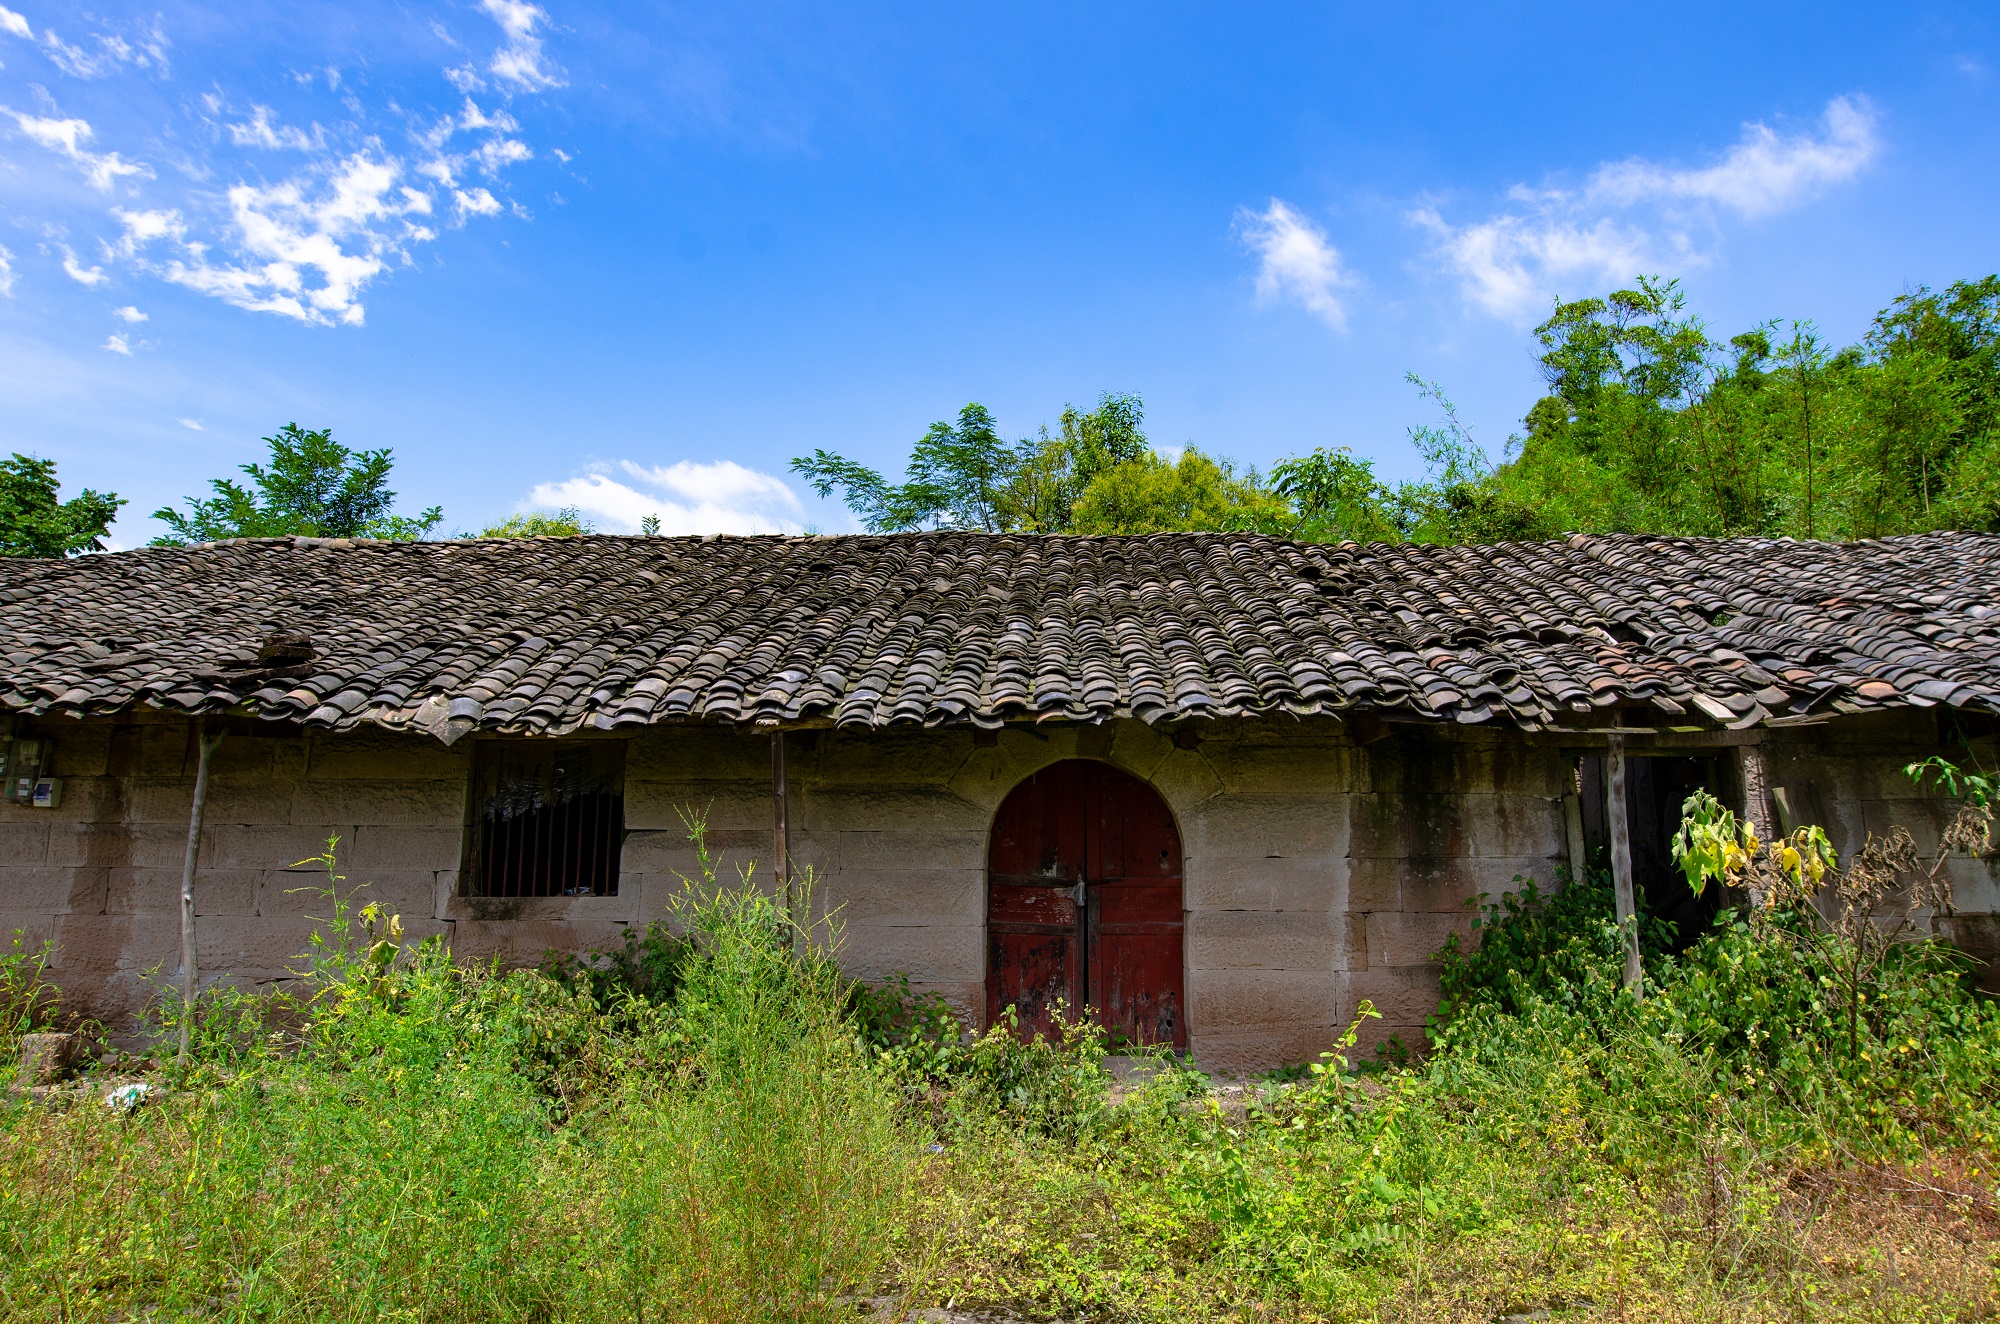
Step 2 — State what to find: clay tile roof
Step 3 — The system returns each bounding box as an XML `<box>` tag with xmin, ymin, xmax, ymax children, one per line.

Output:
<box><xmin>0</xmin><ymin>530</ymin><xmax>1994</xmax><ymax>739</ymax></box>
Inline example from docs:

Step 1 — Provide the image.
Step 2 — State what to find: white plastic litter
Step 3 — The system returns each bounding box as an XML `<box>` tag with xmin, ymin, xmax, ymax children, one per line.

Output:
<box><xmin>104</xmin><ymin>1082</ymin><xmax>155</xmax><ymax>1114</ymax></box>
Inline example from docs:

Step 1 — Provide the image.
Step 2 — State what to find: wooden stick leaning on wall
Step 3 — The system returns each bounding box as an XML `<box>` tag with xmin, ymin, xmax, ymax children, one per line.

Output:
<box><xmin>772</xmin><ymin>730</ymin><xmax>790</xmax><ymax>918</ymax></box>
<box><xmin>1605</xmin><ymin>734</ymin><xmax>1644</xmax><ymax>997</ymax></box>
<box><xmin>178</xmin><ymin>722</ymin><xmax>225</xmax><ymax>1068</ymax></box>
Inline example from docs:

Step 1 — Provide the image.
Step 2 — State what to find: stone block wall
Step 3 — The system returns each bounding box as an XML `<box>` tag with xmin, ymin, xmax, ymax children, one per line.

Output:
<box><xmin>3</xmin><ymin>709</ymin><xmax>1990</xmax><ymax>1069</ymax></box>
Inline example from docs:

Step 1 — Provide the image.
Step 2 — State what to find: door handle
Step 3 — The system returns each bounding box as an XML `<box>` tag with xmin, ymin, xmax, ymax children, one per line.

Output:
<box><xmin>1071</xmin><ymin>876</ymin><xmax>1087</xmax><ymax>908</ymax></box>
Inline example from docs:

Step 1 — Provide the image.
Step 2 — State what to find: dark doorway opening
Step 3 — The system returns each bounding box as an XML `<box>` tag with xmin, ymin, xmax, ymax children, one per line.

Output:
<box><xmin>1579</xmin><ymin>753</ymin><xmax>1724</xmax><ymax>954</ymax></box>
<box><xmin>986</xmin><ymin>760</ymin><xmax>1186</xmax><ymax>1050</ymax></box>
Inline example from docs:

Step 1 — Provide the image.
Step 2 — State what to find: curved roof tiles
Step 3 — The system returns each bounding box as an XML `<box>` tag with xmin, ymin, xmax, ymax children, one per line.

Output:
<box><xmin>0</xmin><ymin>530</ymin><xmax>1994</xmax><ymax>739</ymax></box>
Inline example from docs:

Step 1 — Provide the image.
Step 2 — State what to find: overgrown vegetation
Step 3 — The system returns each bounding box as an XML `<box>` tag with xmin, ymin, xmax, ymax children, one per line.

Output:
<box><xmin>802</xmin><ymin>273</ymin><xmax>2000</xmax><ymax>544</ymax></box>
<box><xmin>5</xmin><ymin>769</ymin><xmax>1999</xmax><ymax>1321</ymax></box>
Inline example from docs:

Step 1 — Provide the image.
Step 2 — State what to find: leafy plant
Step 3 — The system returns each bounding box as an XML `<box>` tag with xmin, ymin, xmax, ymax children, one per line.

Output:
<box><xmin>152</xmin><ymin>423</ymin><xmax>442</xmax><ymax>544</ymax></box>
<box><xmin>0</xmin><ymin>454</ymin><xmax>124</xmax><ymax>558</ymax></box>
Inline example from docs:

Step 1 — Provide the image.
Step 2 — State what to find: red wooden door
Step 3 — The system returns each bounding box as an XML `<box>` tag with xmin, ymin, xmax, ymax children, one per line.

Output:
<box><xmin>986</xmin><ymin>760</ymin><xmax>1185</xmax><ymax>1050</ymax></box>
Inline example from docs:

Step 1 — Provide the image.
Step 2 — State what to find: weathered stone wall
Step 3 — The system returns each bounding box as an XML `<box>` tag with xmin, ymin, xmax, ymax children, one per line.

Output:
<box><xmin>2</xmin><ymin>709</ymin><xmax>1991</xmax><ymax>1070</ymax></box>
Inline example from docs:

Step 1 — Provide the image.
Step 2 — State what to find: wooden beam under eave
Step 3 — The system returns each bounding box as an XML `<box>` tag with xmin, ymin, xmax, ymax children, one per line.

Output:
<box><xmin>1604</xmin><ymin>734</ymin><xmax>1643</xmax><ymax>996</ymax></box>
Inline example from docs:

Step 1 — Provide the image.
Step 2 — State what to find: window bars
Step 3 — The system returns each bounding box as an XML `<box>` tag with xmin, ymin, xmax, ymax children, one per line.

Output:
<box><xmin>469</xmin><ymin>740</ymin><xmax>625</xmax><ymax>897</ymax></box>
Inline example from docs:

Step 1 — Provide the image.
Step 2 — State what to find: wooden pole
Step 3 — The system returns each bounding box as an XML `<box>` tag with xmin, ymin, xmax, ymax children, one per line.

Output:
<box><xmin>1605</xmin><ymin>735</ymin><xmax>1643</xmax><ymax>996</ymax></box>
<box><xmin>1563</xmin><ymin>788</ymin><xmax>1587</xmax><ymax>886</ymax></box>
<box><xmin>771</xmin><ymin>730</ymin><xmax>790</xmax><ymax>909</ymax></box>
<box><xmin>1735</xmin><ymin>742</ymin><xmax>1772</xmax><ymax>906</ymax></box>
<box><xmin>178</xmin><ymin>723</ymin><xmax>224</xmax><ymax>1068</ymax></box>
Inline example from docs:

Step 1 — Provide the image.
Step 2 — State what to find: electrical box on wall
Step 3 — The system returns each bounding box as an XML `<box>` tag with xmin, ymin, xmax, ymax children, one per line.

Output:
<box><xmin>3</xmin><ymin>739</ymin><xmax>46</xmax><ymax>804</ymax></box>
<box><xmin>30</xmin><ymin>778</ymin><xmax>61</xmax><ymax>809</ymax></box>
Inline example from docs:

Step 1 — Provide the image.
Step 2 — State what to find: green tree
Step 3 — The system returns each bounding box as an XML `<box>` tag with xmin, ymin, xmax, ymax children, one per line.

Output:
<box><xmin>792</xmin><ymin>393</ymin><xmax>1166</xmax><ymax>534</ymax></box>
<box><xmin>1068</xmin><ymin>446</ymin><xmax>1287</xmax><ymax>534</ymax></box>
<box><xmin>0</xmin><ymin>454</ymin><xmax>125</xmax><ymax>557</ymax></box>
<box><xmin>152</xmin><ymin>424</ymin><xmax>442</xmax><ymax>545</ymax></box>
<box><xmin>792</xmin><ymin>403</ymin><xmax>1018</xmax><ymax>532</ymax></box>
<box><xmin>476</xmin><ymin>507</ymin><xmax>596</xmax><ymax>538</ymax></box>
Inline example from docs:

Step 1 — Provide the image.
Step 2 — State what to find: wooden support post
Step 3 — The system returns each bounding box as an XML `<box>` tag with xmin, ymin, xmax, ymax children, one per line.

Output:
<box><xmin>1605</xmin><ymin>735</ymin><xmax>1643</xmax><ymax>996</ymax></box>
<box><xmin>771</xmin><ymin>729</ymin><xmax>790</xmax><ymax>908</ymax></box>
<box><xmin>178</xmin><ymin>723</ymin><xmax>224</xmax><ymax>1068</ymax></box>
<box><xmin>1563</xmin><ymin>790</ymin><xmax>1587</xmax><ymax>885</ymax></box>
<box><xmin>1735</xmin><ymin>741</ymin><xmax>1772</xmax><ymax>906</ymax></box>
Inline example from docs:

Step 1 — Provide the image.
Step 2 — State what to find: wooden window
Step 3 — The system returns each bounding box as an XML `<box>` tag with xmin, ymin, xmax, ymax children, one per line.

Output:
<box><xmin>467</xmin><ymin>741</ymin><xmax>625</xmax><ymax>898</ymax></box>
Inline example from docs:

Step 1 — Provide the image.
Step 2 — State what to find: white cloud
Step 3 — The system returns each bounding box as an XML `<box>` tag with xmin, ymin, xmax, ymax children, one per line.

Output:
<box><xmin>480</xmin><ymin>0</ymin><xmax>562</xmax><ymax>91</ymax></box>
<box><xmin>60</xmin><ymin>245</ymin><xmax>105</xmax><ymax>284</ymax></box>
<box><xmin>1418</xmin><ymin>96</ymin><xmax>1880</xmax><ymax>320</ymax></box>
<box><xmin>526</xmin><ymin>460</ymin><xmax>807</xmax><ymax>535</ymax></box>
<box><xmin>112</xmin><ymin>304</ymin><xmax>145</xmax><ymax>322</ymax></box>
<box><xmin>102</xmin><ymin>332</ymin><xmax>130</xmax><ymax>354</ymax></box>
<box><xmin>0</xmin><ymin>244</ymin><xmax>13</xmax><ymax>296</ymax></box>
<box><xmin>177</xmin><ymin>417</ymin><xmax>203</xmax><ymax>430</ymax></box>
<box><xmin>225</xmin><ymin>104</ymin><xmax>320</xmax><ymax>151</ymax></box>
<box><xmin>1235</xmin><ymin>199</ymin><xmax>1350</xmax><ymax>330</ymax></box>
<box><xmin>109</xmin><ymin>206</ymin><xmax>185</xmax><ymax>256</ymax></box>
<box><xmin>6</xmin><ymin>110</ymin><xmax>150</xmax><ymax>190</ymax></box>
<box><xmin>454</xmin><ymin>186</ymin><xmax>502</xmax><ymax>218</ymax></box>
<box><xmin>151</xmin><ymin>152</ymin><xmax>432</xmax><ymax>326</ymax></box>
<box><xmin>2</xmin><ymin>2</ymin><xmax>553</xmax><ymax>330</ymax></box>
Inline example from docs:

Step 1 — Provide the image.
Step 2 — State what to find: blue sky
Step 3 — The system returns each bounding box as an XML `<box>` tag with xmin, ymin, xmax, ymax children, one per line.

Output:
<box><xmin>0</xmin><ymin>2</ymin><xmax>1995</xmax><ymax>543</ymax></box>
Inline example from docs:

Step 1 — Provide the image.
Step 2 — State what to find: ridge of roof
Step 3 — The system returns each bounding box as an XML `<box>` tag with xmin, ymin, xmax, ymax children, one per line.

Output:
<box><xmin>1</xmin><ymin>530</ymin><xmax>1994</xmax><ymax>739</ymax></box>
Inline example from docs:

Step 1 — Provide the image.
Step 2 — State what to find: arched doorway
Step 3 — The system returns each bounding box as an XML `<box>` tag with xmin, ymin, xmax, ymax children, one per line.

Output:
<box><xmin>986</xmin><ymin>759</ymin><xmax>1186</xmax><ymax>1050</ymax></box>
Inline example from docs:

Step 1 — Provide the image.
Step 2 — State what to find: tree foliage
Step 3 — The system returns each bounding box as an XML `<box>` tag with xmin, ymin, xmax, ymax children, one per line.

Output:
<box><xmin>1421</xmin><ymin>275</ymin><xmax>2000</xmax><ymax>543</ymax></box>
<box><xmin>152</xmin><ymin>424</ymin><xmax>443</xmax><ymax>545</ymax></box>
<box><xmin>793</xmin><ymin>393</ymin><xmax>1279</xmax><ymax>536</ymax></box>
<box><xmin>0</xmin><ymin>454</ymin><xmax>125</xmax><ymax>558</ymax></box>
<box><xmin>477</xmin><ymin>507</ymin><xmax>596</xmax><ymax>538</ymax></box>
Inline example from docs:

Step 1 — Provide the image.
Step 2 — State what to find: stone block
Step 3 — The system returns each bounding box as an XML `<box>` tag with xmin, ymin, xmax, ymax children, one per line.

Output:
<box><xmin>1347</xmin><ymin>792</ymin><xmax>1563</xmax><ymax>860</ymax></box>
<box><xmin>830</xmin><ymin>828</ymin><xmax>985</xmax><ymax>872</ymax></box>
<box><xmin>623</xmin><ymin>781</ymin><xmax>767</xmax><ymax>832</ymax></box>
<box><xmin>620</xmin><ymin>828</ymin><xmax>766</xmax><ymax>877</ymax></box>
<box><xmin>294</xmin><ymin>780</ymin><xmax>469</xmax><ymax>827</ymax></box>
<box><xmin>107</xmin><ymin>866</ymin><xmax>258</xmax><ymax>917</ymax></box>
<box><xmin>206</xmin><ymin>823</ymin><xmax>350</xmax><ymax>873</ymax></box>
<box><xmin>1187</xmin><ymin>967</ymin><xmax>1338</xmax><ymax>1033</ymax></box>
<box><xmin>805</xmin><ymin>786</ymin><xmax>984</xmax><ymax>832</ymax></box>
<box><xmin>51</xmin><ymin>823</ymin><xmax>181</xmax><ymax>870</ymax></box>
<box><xmin>837</xmin><ymin>923</ymin><xmax>982</xmax><ymax>984</ymax></box>
<box><xmin>1199</xmin><ymin>739</ymin><xmax>1356</xmax><ymax>796</ymax></box>
<box><xmin>0</xmin><ymin>911</ymin><xmax>57</xmax><ymax>955</ymax></box>
<box><xmin>1363</xmin><ymin>910</ymin><xmax>1472</xmax><ymax>969</ymax></box>
<box><xmin>52</xmin><ymin>911</ymin><xmax>179</xmax><ymax>976</ymax></box>
<box><xmin>1194</xmin><ymin>1023</ymin><xmax>1342</xmax><ymax>1076</ymax></box>
<box><xmin>132</xmin><ymin>775</ymin><xmax>295</xmax><ymax>825</ymax></box>
<box><xmin>1183</xmin><ymin>793</ymin><xmax>1348</xmax><ymax>859</ymax></box>
<box><xmin>345</xmin><ymin>824</ymin><xmax>463</xmax><ymax>872</ymax></box>
<box><xmin>29</xmin><ymin>776</ymin><xmax>120</xmax><ymax>822</ymax></box>
<box><xmin>43</xmin><ymin>722</ymin><xmax>114</xmax><ymax>778</ymax></box>
<box><xmin>1140</xmin><ymin>749</ymin><xmax>1226</xmax><ymax>815</ymax></box>
<box><xmin>1106</xmin><ymin>719</ymin><xmax>1175</xmax><ymax>780</ymax></box>
<box><xmin>448</xmin><ymin>917</ymin><xmax>630</xmax><ymax>966</ymax></box>
<box><xmin>306</xmin><ymin>730</ymin><xmax>471</xmax><ymax>781</ymax></box>
<box><xmin>17</xmin><ymin>1031</ymin><xmax>83</xmax><ymax>1084</ymax></box>
<box><xmin>1345</xmin><ymin>964</ymin><xmax>1445</xmax><ymax>1028</ymax></box>
<box><xmin>625</xmin><ymin>726</ymin><xmax>769</xmax><ymax>781</ymax></box>
<box><xmin>1187</xmin><ymin>908</ymin><xmax>1338</xmax><ymax>972</ymax></box>
<box><xmin>1185</xmin><ymin>854</ymin><xmax>1342</xmax><ymax>912</ymax></box>
<box><xmin>258</xmin><ymin>869</ymin><xmax>436</xmax><ymax>919</ymax></box>
<box><xmin>0</xmin><ymin>818</ymin><xmax>53</xmax><ymax>865</ymax></box>
<box><xmin>1349</xmin><ymin>855</ymin><xmax>1559</xmax><ymax>916</ymax></box>
<box><xmin>0</xmin><ymin>865</ymin><xmax>107</xmax><ymax>913</ymax></box>
<box><xmin>812</xmin><ymin>728</ymin><xmax>975</xmax><ymax>785</ymax></box>
<box><xmin>819</xmin><ymin>866</ymin><xmax>984</xmax><ymax>928</ymax></box>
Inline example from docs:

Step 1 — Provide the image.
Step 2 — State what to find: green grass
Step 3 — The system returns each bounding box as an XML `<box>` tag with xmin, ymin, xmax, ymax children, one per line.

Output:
<box><xmin>4</xmin><ymin>830</ymin><xmax>1999</xmax><ymax>1323</ymax></box>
